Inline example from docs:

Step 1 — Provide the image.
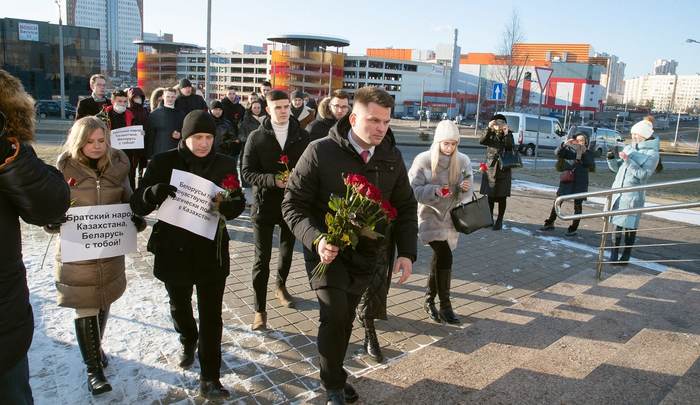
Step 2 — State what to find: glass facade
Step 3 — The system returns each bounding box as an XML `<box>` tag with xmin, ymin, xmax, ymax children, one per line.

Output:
<box><xmin>0</xmin><ymin>18</ymin><xmax>100</xmax><ymax>105</ymax></box>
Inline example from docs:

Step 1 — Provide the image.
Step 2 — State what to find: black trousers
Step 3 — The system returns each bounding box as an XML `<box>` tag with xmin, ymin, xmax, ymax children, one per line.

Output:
<box><xmin>252</xmin><ymin>219</ymin><xmax>295</xmax><ymax>312</ymax></box>
<box><xmin>164</xmin><ymin>280</ymin><xmax>225</xmax><ymax>381</ymax></box>
<box><xmin>315</xmin><ymin>287</ymin><xmax>362</xmax><ymax>390</ymax></box>
<box><xmin>546</xmin><ymin>199</ymin><xmax>583</xmax><ymax>231</ymax></box>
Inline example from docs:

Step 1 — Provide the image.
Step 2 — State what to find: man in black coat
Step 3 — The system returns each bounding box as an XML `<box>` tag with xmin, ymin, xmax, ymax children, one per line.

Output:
<box><xmin>220</xmin><ymin>86</ymin><xmax>245</xmax><ymax>127</ymax></box>
<box><xmin>281</xmin><ymin>87</ymin><xmax>417</xmax><ymax>405</ymax></box>
<box><xmin>76</xmin><ymin>74</ymin><xmax>111</xmax><ymax>119</ymax></box>
<box><xmin>130</xmin><ymin>111</ymin><xmax>245</xmax><ymax>400</ymax></box>
<box><xmin>242</xmin><ymin>90</ymin><xmax>309</xmax><ymax>330</ymax></box>
<box><xmin>146</xmin><ymin>88</ymin><xmax>184</xmax><ymax>158</ymax></box>
<box><xmin>307</xmin><ymin>89</ymin><xmax>350</xmax><ymax>142</ymax></box>
<box><xmin>0</xmin><ymin>69</ymin><xmax>71</xmax><ymax>404</ymax></box>
<box><xmin>174</xmin><ymin>78</ymin><xmax>208</xmax><ymax>116</ymax></box>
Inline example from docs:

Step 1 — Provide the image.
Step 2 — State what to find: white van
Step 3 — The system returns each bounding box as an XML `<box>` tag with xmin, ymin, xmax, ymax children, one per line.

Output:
<box><xmin>496</xmin><ymin>112</ymin><xmax>565</xmax><ymax>156</ymax></box>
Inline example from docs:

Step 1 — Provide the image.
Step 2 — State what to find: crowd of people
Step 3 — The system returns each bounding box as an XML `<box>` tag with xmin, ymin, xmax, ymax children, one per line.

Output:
<box><xmin>0</xmin><ymin>68</ymin><xmax>661</xmax><ymax>405</ymax></box>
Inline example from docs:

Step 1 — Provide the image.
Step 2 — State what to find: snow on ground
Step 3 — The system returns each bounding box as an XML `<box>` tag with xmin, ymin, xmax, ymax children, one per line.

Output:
<box><xmin>512</xmin><ymin>180</ymin><xmax>700</xmax><ymax>226</ymax></box>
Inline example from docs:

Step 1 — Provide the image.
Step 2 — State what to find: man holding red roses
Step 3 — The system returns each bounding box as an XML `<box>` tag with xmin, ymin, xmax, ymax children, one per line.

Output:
<box><xmin>242</xmin><ymin>90</ymin><xmax>309</xmax><ymax>330</ymax></box>
<box><xmin>282</xmin><ymin>87</ymin><xmax>417</xmax><ymax>405</ymax></box>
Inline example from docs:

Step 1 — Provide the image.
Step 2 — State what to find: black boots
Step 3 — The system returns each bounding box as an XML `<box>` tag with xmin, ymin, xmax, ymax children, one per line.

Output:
<box><xmin>179</xmin><ymin>339</ymin><xmax>197</xmax><ymax>368</ymax></box>
<box><xmin>426</xmin><ymin>265</ymin><xmax>460</xmax><ymax>324</ymax></box>
<box><xmin>492</xmin><ymin>216</ymin><xmax>503</xmax><ymax>230</ymax></box>
<box><xmin>199</xmin><ymin>379</ymin><xmax>230</xmax><ymax>400</ymax></box>
<box><xmin>424</xmin><ymin>265</ymin><xmax>441</xmax><ymax>323</ymax></box>
<box><xmin>437</xmin><ymin>268</ymin><xmax>460</xmax><ymax>325</ymax></box>
<box><xmin>611</xmin><ymin>227</ymin><xmax>636</xmax><ymax>266</ymax></box>
<box><xmin>98</xmin><ymin>309</ymin><xmax>109</xmax><ymax>368</ymax></box>
<box><xmin>363</xmin><ymin>318</ymin><xmax>383</xmax><ymax>363</ymax></box>
<box><xmin>75</xmin><ymin>316</ymin><xmax>112</xmax><ymax>395</ymax></box>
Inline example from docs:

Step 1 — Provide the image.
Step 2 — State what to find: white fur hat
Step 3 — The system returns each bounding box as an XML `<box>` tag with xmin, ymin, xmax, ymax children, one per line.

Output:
<box><xmin>630</xmin><ymin>120</ymin><xmax>654</xmax><ymax>139</ymax></box>
<box><xmin>433</xmin><ymin>120</ymin><xmax>461</xmax><ymax>144</ymax></box>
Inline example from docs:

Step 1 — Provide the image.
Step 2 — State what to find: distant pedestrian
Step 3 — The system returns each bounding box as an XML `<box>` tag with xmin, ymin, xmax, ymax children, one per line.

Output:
<box><xmin>209</xmin><ymin>99</ymin><xmax>241</xmax><ymax>173</ymax></box>
<box><xmin>307</xmin><ymin>90</ymin><xmax>350</xmax><ymax>142</ymax></box>
<box><xmin>290</xmin><ymin>90</ymin><xmax>315</xmax><ymax>129</ymax></box>
<box><xmin>145</xmin><ymin>88</ymin><xmax>184</xmax><ymax>158</ymax></box>
<box><xmin>257</xmin><ymin>81</ymin><xmax>272</xmax><ymax>111</ymax></box>
<box><xmin>221</xmin><ymin>86</ymin><xmax>245</xmax><ymax>127</ymax></box>
<box><xmin>539</xmin><ymin>133</ymin><xmax>594</xmax><ymax>236</ymax></box>
<box><xmin>606</xmin><ymin>119</ymin><xmax>660</xmax><ymax>265</ymax></box>
<box><xmin>174</xmin><ymin>78</ymin><xmax>208</xmax><ymax>116</ymax></box>
<box><xmin>149</xmin><ymin>87</ymin><xmax>166</xmax><ymax>111</ymax></box>
<box><xmin>479</xmin><ymin>114</ymin><xmax>515</xmax><ymax>230</ymax></box>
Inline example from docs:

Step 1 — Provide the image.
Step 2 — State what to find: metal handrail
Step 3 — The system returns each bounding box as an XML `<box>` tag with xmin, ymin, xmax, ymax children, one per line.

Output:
<box><xmin>552</xmin><ymin>177</ymin><xmax>700</xmax><ymax>279</ymax></box>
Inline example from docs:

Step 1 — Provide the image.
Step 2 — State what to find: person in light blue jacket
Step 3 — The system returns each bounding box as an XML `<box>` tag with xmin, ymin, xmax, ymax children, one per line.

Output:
<box><xmin>607</xmin><ymin>119</ymin><xmax>660</xmax><ymax>265</ymax></box>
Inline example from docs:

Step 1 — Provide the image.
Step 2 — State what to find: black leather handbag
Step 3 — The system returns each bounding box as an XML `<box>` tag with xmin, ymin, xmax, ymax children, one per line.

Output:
<box><xmin>450</xmin><ymin>194</ymin><xmax>494</xmax><ymax>235</ymax></box>
<box><xmin>499</xmin><ymin>149</ymin><xmax>523</xmax><ymax>169</ymax></box>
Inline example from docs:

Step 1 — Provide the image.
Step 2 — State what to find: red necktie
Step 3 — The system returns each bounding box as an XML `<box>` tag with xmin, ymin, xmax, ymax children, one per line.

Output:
<box><xmin>360</xmin><ymin>150</ymin><xmax>370</xmax><ymax>163</ymax></box>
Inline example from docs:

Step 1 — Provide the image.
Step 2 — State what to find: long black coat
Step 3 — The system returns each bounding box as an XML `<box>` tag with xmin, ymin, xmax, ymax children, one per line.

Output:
<box><xmin>554</xmin><ymin>142</ymin><xmax>594</xmax><ymax>198</ymax></box>
<box><xmin>281</xmin><ymin>116</ymin><xmax>418</xmax><ymax>295</ymax></box>
<box><xmin>479</xmin><ymin>128</ymin><xmax>515</xmax><ymax>198</ymax></box>
<box><xmin>76</xmin><ymin>96</ymin><xmax>111</xmax><ymax>119</ymax></box>
<box><xmin>0</xmin><ymin>142</ymin><xmax>70</xmax><ymax>373</ymax></box>
<box><xmin>130</xmin><ymin>144</ymin><xmax>239</xmax><ymax>285</ymax></box>
<box><xmin>221</xmin><ymin>98</ymin><xmax>245</xmax><ymax>126</ymax></box>
<box><xmin>242</xmin><ymin>116</ymin><xmax>309</xmax><ymax>225</ymax></box>
<box><xmin>146</xmin><ymin>106</ymin><xmax>184</xmax><ymax>158</ymax></box>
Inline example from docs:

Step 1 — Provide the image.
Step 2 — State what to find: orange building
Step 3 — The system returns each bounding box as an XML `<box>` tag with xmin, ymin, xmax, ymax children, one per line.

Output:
<box><xmin>366</xmin><ymin>48</ymin><xmax>413</xmax><ymax>61</ymax></box>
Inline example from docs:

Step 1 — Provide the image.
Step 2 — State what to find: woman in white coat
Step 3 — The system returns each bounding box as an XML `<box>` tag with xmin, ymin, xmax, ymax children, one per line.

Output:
<box><xmin>409</xmin><ymin>120</ymin><xmax>473</xmax><ymax>324</ymax></box>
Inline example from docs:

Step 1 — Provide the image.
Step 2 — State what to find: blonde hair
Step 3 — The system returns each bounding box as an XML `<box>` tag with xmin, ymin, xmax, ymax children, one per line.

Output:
<box><xmin>149</xmin><ymin>87</ymin><xmax>165</xmax><ymax>109</ymax></box>
<box><xmin>64</xmin><ymin>116</ymin><xmax>112</xmax><ymax>171</ymax></box>
<box><xmin>430</xmin><ymin>142</ymin><xmax>462</xmax><ymax>185</ymax></box>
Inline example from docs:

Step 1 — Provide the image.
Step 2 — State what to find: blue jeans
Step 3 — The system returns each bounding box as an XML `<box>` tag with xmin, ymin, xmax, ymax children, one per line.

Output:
<box><xmin>0</xmin><ymin>355</ymin><xmax>34</xmax><ymax>405</ymax></box>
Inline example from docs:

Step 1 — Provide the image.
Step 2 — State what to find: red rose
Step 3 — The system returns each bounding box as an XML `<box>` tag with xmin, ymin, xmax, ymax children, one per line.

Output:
<box><xmin>381</xmin><ymin>200</ymin><xmax>398</xmax><ymax>221</ymax></box>
<box><xmin>344</xmin><ymin>173</ymin><xmax>369</xmax><ymax>187</ymax></box>
<box><xmin>479</xmin><ymin>162</ymin><xmax>489</xmax><ymax>173</ymax></box>
<box><xmin>67</xmin><ymin>177</ymin><xmax>77</xmax><ymax>187</ymax></box>
<box><xmin>440</xmin><ymin>186</ymin><xmax>451</xmax><ymax>197</ymax></box>
<box><xmin>221</xmin><ymin>174</ymin><xmax>240</xmax><ymax>191</ymax></box>
<box><xmin>365</xmin><ymin>184</ymin><xmax>382</xmax><ymax>202</ymax></box>
<box><xmin>279</xmin><ymin>154</ymin><xmax>289</xmax><ymax>165</ymax></box>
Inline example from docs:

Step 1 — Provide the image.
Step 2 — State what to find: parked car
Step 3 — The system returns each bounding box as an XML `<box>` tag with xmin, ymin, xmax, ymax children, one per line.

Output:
<box><xmin>496</xmin><ymin>112</ymin><xmax>565</xmax><ymax>156</ymax></box>
<box><xmin>571</xmin><ymin>126</ymin><xmax>624</xmax><ymax>157</ymax></box>
<box><xmin>36</xmin><ymin>100</ymin><xmax>76</xmax><ymax>120</ymax></box>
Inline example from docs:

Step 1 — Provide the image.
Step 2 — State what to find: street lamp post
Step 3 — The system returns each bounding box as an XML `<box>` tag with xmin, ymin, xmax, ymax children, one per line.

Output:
<box><xmin>55</xmin><ymin>0</ymin><xmax>66</xmax><ymax>120</ymax></box>
<box><xmin>204</xmin><ymin>0</ymin><xmax>211</xmax><ymax>100</ymax></box>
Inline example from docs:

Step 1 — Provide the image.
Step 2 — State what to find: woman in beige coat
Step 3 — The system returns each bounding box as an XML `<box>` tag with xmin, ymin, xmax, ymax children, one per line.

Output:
<box><xmin>408</xmin><ymin>120</ymin><xmax>473</xmax><ymax>325</ymax></box>
<box><xmin>46</xmin><ymin>116</ymin><xmax>145</xmax><ymax>395</ymax></box>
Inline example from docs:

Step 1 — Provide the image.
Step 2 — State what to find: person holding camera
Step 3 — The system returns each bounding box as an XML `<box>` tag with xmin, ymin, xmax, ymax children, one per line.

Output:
<box><xmin>606</xmin><ymin>119</ymin><xmax>660</xmax><ymax>265</ymax></box>
<box><xmin>539</xmin><ymin>133</ymin><xmax>594</xmax><ymax>236</ymax></box>
<box><xmin>479</xmin><ymin>113</ymin><xmax>515</xmax><ymax>230</ymax></box>
<box><xmin>0</xmin><ymin>69</ymin><xmax>71</xmax><ymax>405</ymax></box>
<box><xmin>409</xmin><ymin>120</ymin><xmax>473</xmax><ymax>325</ymax></box>
<box><xmin>46</xmin><ymin>116</ymin><xmax>147</xmax><ymax>396</ymax></box>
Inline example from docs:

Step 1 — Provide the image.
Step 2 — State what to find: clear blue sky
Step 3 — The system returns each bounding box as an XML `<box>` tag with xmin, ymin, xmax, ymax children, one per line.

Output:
<box><xmin>5</xmin><ymin>0</ymin><xmax>699</xmax><ymax>77</ymax></box>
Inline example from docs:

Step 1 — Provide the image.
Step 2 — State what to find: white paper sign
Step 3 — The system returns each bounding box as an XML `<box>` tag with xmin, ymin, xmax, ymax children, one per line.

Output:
<box><xmin>18</xmin><ymin>23</ymin><xmax>39</xmax><ymax>41</ymax></box>
<box><xmin>61</xmin><ymin>204</ymin><xmax>137</xmax><ymax>262</ymax></box>
<box><xmin>156</xmin><ymin>169</ymin><xmax>223</xmax><ymax>240</ymax></box>
<box><xmin>110</xmin><ymin>125</ymin><xmax>144</xmax><ymax>150</ymax></box>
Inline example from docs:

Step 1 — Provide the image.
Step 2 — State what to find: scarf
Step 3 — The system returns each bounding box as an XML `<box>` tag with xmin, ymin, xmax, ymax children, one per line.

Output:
<box><xmin>290</xmin><ymin>104</ymin><xmax>304</xmax><ymax>119</ymax></box>
<box><xmin>177</xmin><ymin>139</ymin><xmax>217</xmax><ymax>178</ymax></box>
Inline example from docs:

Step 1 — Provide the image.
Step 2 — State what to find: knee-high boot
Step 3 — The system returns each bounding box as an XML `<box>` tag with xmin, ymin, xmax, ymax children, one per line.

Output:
<box><xmin>437</xmin><ymin>268</ymin><xmax>460</xmax><ymax>325</ymax></box>
<box><xmin>98</xmin><ymin>309</ymin><xmax>109</xmax><ymax>368</ymax></box>
<box><xmin>610</xmin><ymin>226</ymin><xmax>623</xmax><ymax>263</ymax></box>
<box><xmin>363</xmin><ymin>318</ymin><xmax>383</xmax><ymax>363</ymax></box>
<box><xmin>424</xmin><ymin>261</ymin><xmax>440</xmax><ymax>323</ymax></box>
<box><xmin>619</xmin><ymin>229</ymin><xmax>637</xmax><ymax>264</ymax></box>
<box><xmin>75</xmin><ymin>316</ymin><xmax>112</xmax><ymax>395</ymax></box>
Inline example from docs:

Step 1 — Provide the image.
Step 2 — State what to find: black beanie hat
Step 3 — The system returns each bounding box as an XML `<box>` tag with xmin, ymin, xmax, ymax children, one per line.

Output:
<box><xmin>182</xmin><ymin>110</ymin><xmax>216</xmax><ymax>139</ymax></box>
<box><xmin>492</xmin><ymin>113</ymin><xmax>507</xmax><ymax>123</ymax></box>
<box><xmin>291</xmin><ymin>90</ymin><xmax>305</xmax><ymax>100</ymax></box>
<box><xmin>209</xmin><ymin>100</ymin><xmax>223</xmax><ymax>110</ymax></box>
<box><xmin>179</xmin><ymin>78</ymin><xmax>192</xmax><ymax>89</ymax></box>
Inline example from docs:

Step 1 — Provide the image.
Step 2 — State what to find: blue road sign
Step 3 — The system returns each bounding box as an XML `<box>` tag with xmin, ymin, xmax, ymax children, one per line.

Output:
<box><xmin>491</xmin><ymin>83</ymin><xmax>504</xmax><ymax>100</ymax></box>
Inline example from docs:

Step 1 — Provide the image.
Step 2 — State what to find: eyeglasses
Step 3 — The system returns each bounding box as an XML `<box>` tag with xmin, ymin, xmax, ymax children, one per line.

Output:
<box><xmin>331</xmin><ymin>104</ymin><xmax>349</xmax><ymax>110</ymax></box>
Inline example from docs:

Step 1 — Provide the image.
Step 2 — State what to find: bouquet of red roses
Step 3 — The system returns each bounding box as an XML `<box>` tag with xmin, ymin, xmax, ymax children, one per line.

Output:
<box><xmin>275</xmin><ymin>154</ymin><xmax>291</xmax><ymax>183</ymax></box>
<box><xmin>311</xmin><ymin>173</ymin><xmax>397</xmax><ymax>280</ymax></box>
<box><xmin>214</xmin><ymin>173</ymin><xmax>242</xmax><ymax>265</ymax></box>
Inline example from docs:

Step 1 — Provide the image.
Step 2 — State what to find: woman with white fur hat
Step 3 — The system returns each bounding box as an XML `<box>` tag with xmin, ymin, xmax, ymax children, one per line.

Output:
<box><xmin>408</xmin><ymin>120</ymin><xmax>473</xmax><ymax>324</ymax></box>
<box><xmin>606</xmin><ymin>119</ymin><xmax>660</xmax><ymax>265</ymax></box>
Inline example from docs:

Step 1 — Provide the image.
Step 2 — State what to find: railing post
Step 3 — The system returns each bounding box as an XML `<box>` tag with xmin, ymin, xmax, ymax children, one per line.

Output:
<box><xmin>597</xmin><ymin>194</ymin><xmax>613</xmax><ymax>280</ymax></box>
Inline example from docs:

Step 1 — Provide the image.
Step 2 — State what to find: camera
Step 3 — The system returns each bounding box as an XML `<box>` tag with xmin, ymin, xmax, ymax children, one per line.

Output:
<box><xmin>607</xmin><ymin>145</ymin><xmax>619</xmax><ymax>160</ymax></box>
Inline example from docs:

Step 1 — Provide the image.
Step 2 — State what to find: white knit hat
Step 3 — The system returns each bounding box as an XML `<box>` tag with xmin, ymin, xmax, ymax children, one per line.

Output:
<box><xmin>630</xmin><ymin>120</ymin><xmax>654</xmax><ymax>139</ymax></box>
<box><xmin>433</xmin><ymin>120</ymin><xmax>461</xmax><ymax>144</ymax></box>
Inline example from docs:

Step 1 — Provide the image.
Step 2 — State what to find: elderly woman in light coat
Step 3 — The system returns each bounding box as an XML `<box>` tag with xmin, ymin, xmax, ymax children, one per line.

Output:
<box><xmin>607</xmin><ymin>119</ymin><xmax>660</xmax><ymax>265</ymax></box>
<box><xmin>409</xmin><ymin>120</ymin><xmax>473</xmax><ymax>325</ymax></box>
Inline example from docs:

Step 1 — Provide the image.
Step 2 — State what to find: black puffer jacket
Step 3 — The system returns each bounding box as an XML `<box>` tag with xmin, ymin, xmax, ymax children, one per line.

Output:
<box><xmin>0</xmin><ymin>140</ymin><xmax>70</xmax><ymax>373</ymax></box>
<box><xmin>130</xmin><ymin>142</ymin><xmax>244</xmax><ymax>285</ymax></box>
<box><xmin>554</xmin><ymin>142</ymin><xmax>595</xmax><ymax>197</ymax></box>
<box><xmin>281</xmin><ymin>116</ymin><xmax>417</xmax><ymax>295</ymax></box>
<box><xmin>242</xmin><ymin>116</ymin><xmax>309</xmax><ymax>225</ymax></box>
<box><xmin>174</xmin><ymin>93</ymin><xmax>208</xmax><ymax>116</ymax></box>
<box><xmin>479</xmin><ymin>128</ymin><xmax>515</xmax><ymax>198</ymax></box>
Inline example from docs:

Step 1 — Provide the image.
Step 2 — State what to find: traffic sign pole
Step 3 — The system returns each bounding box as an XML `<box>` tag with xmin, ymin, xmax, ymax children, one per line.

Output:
<box><xmin>534</xmin><ymin>67</ymin><xmax>553</xmax><ymax>170</ymax></box>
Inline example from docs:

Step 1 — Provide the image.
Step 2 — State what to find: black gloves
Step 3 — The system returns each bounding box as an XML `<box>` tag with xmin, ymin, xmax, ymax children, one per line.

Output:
<box><xmin>44</xmin><ymin>223</ymin><xmax>62</xmax><ymax>234</ymax></box>
<box><xmin>145</xmin><ymin>183</ymin><xmax>177</xmax><ymax>205</ymax></box>
<box><xmin>218</xmin><ymin>196</ymin><xmax>246</xmax><ymax>220</ymax></box>
<box><xmin>131</xmin><ymin>215</ymin><xmax>147</xmax><ymax>232</ymax></box>
<box><xmin>606</xmin><ymin>151</ymin><xmax>616</xmax><ymax>160</ymax></box>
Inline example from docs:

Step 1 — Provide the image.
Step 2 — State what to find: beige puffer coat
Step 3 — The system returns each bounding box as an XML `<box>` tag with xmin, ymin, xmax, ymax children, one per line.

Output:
<box><xmin>54</xmin><ymin>148</ymin><xmax>131</xmax><ymax>309</ymax></box>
